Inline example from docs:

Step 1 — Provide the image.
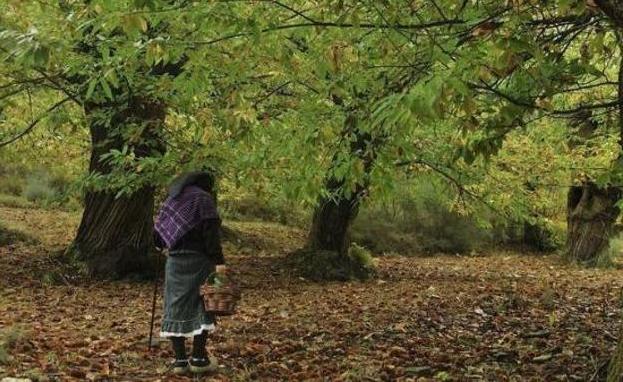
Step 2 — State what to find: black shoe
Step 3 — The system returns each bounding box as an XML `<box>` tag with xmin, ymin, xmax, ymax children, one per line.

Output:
<box><xmin>189</xmin><ymin>356</ymin><xmax>217</xmax><ymax>374</ymax></box>
<box><xmin>171</xmin><ymin>359</ymin><xmax>189</xmax><ymax>375</ymax></box>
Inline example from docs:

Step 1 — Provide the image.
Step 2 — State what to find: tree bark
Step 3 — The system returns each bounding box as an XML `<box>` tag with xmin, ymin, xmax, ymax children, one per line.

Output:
<box><xmin>307</xmin><ymin>179</ymin><xmax>362</xmax><ymax>255</ymax></box>
<box><xmin>72</xmin><ymin>98</ymin><xmax>165</xmax><ymax>278</ymax></box>
<box><xmin>307</xmin><ymin>114</ymin><xmax>379</xmax><ymax>255</ymax></box>
<box><xmin>565</xmin><ymin>183</ymin><xmax>620</xmax><ymax>263</ymax></box>
<box><xmin>564</xmin><ymin>109</ymin><xmax>619</xmax><ymax>263</ymax></box>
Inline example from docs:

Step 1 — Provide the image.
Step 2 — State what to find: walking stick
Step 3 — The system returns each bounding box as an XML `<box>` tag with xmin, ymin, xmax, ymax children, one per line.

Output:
<box><xmin>148</xmin><ymin>248</ymin><xmax>163</xmax><ymax>352</ymax></box>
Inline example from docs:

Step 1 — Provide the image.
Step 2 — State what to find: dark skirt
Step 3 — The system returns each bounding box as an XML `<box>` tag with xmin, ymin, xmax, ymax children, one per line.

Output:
<box><xmin>160</xmin><ymin>251</ymin><xmax>216</xmax><ymax>338</ymax></box>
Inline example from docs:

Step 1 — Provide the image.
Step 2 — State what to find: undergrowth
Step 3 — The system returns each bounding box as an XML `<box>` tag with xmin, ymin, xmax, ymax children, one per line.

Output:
<box><xmin>592</xmin><ymin>236</ymin><xmax>623</xmax><ymax>269</ymax></box>
<box><xmin>352</xmin><ymin>177</ymin><xmax>494</xmax><ymax>255</ymax></box>
<box><xmin>0</xmin><ymin>325</ymin><xmax>28</xmax><ymax>366</ymax></box>
<box><xmin>288</xmin><ymin>243</ymin><xmax>376</xmax><ymax>281</ymax></box>
<box><xmin>0</xmin><ymin>223</ymin><xmax>37</xmax><ymax>246</ymax></box>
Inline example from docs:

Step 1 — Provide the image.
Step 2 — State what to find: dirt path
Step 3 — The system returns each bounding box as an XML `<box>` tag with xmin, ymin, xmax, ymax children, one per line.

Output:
<box><xmin>1</xmin><ymin>206</ymin><xmax>622</xmax><ymax>381</ymax></box>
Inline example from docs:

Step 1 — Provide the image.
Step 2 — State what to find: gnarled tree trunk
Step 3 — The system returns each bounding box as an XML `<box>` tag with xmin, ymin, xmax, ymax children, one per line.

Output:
<box><xmin>306</xmin><ymin>114</ymin><xmax>378</xmax><ymax>255</ymax></box>
<box><xmin>565</xmin><ymin>183</ymin><xmax>620</xmax><ymax>264</ymax></box>
<box><xmin>75</xmin><ymin>187</ymin><xmax>156</xmax><ymax>277</ymax></box>
<box><xmin>72</xmin><ymin>98</ymin><xmax>165</xmax><ymax>278</ymax></box>
<box><xmin>307</xmin><ymin>180</ymin><xmax>361</xmax><ymax>255</ymax></box>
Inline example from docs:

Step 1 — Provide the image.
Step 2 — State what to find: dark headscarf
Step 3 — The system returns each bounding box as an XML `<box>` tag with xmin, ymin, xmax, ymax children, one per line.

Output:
<box><xmin>155</xmin><ymin>171</ymin><xmax>218</xmax><ymax>249</ymax></box>
<box><xmin>168</xmin><ymin>171</ymin><xmax>216</xmax><ymax>198</ymax></box>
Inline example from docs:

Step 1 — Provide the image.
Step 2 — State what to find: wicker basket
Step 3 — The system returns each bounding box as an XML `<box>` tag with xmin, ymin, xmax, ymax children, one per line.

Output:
<box><xmin>200</xmin><ymin>279</ymin><xmax>241</xmax><ymax>316</ymax></box>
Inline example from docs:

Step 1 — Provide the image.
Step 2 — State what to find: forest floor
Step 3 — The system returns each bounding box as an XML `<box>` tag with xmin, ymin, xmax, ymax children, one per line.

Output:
<box><xmin>1</xmin><ymin>205</ymin><xmax>623</xmax><ymax>381</ymax></box>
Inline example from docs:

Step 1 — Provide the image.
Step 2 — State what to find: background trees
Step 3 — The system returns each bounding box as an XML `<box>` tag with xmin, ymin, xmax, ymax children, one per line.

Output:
<box><xmin>3</xmin><ymin>0</ymin><xmax>623</xmax><ymax>274</ymax></box>
<box><xmin>4</xmin><ymin>0</ymin><xmax>623</xmax><ymax>378</ymax></box>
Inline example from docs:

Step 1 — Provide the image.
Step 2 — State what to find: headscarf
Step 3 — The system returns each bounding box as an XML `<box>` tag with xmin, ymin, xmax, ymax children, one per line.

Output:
<box><xmin>154</xmin><ymin>172</ymin><xmax>219</xmax><ymax>249</ymax></box>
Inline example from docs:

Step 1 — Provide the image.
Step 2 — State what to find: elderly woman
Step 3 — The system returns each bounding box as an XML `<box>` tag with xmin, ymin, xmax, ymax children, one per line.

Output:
<box><xmin>154</xmin><ymin>171</ymin><xmax>224</xmax><ymax>375</ymax></box>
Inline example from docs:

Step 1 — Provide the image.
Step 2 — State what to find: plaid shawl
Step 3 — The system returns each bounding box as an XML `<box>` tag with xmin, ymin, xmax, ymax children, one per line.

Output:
<box><xmin>154</xmin><ymin>185</ymin><xmax>219</xmax><ymax>249</ymax></box>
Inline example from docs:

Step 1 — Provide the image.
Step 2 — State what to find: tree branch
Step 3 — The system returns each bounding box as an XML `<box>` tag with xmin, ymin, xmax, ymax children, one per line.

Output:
<box><xmin>0</xmin><ymin>97</ymin><xmax>72</xmax><ymax>148</ymax></box>
<box><xmin>395</xmin><ymin>157</ymin><xmax>505</xmax><ymax>217</ymax></box>
<box><xmin>189</xmin><ymin>18</ymin><xmax>464</xmax><ymax>46</ymax></box>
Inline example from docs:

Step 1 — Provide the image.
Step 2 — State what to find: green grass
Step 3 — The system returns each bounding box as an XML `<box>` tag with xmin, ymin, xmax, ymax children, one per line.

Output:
<box><xmin>593</xmin><ymin>236</ymin><xmax>623</xmax><ymax>269</ymax></box>
<box><xmin>0</xmin><ymin>194</ymin><xmax>35</xmax><ymax>209</ymax></box>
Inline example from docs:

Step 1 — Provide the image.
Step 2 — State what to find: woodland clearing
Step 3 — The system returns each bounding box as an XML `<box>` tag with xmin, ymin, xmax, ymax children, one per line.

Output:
<box><xmin>0</xmin><ymin>205</ymin><xmax>621</xmax><ymax>381</ymax></box>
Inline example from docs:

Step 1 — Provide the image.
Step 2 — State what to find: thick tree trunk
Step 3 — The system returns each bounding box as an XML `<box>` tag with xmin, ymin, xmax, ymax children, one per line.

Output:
<box><xmin>72</xmin><ymin>98</ymin><xmax>165</xmax><ymax>278</ymax></box>
<box><xmin>306</xmin><ymin>114</ymin><xmax>378</xmax><ymax>255</ymax></box>
<box><xmin>565</xmin><ymin>183</ymin><xmax>620</xmax><ymax>264</ymax></box>
<box><xmin>75</xmin><ymin>187</ymin><xmax>156</xmax><ymax>277</ymax></box>
<box><xmin>307</xmin><ymin>181</ymin><xmax>360</xmax><ymax>255</ymax></box>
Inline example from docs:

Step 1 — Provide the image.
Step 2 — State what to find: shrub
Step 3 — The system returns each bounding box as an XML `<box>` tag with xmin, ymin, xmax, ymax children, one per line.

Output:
<box><xmin>220</xmin><ymin>194</ymin><xmax>309</xmax><ymax>227</ymax></box>
<box><xmin>22</xmin><ymin>172</ymin><xmax>58</xmax><ymax>203</ymax></box>
<box><xmin>0</xmin><ymin>161</ymin><xmax>27</xmax><ymax>196</ymax></box>
<box><xmin>20</xmin><ymin>170</ymin><xmax>73</xmax><ymax>207</ymax></box>
<box><xmin>352</xmin><ymin>176</ymin><xmax>493</xmax><ymax>255</ymax></box>
<box><xmin>0</xmin><ymin>176</ymin><xmax>25</xmax><ymax>196</ymax></box>
<box><xmin>513</xmin><ymin>219</ymin><xmax>563</xmax><ymax>252</ymax></box>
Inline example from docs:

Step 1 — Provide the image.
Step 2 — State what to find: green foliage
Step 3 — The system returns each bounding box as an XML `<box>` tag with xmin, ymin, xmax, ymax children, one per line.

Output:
<box><xmin>0</xmin><ymin>194</ymin><xmax>34</xmax><ymax>209</ymax></box>
<box><xmin>593</xmin><ymin>235</ymin><xmax>623</xmax><ymax>269</ymax></box>
<box><xmin>353</xmin><ymin>176</ymin><xmax>494</xmax><ymax>254</ymax></box>
<box><xmin>21</xmin><ymin>170</ymin><xmax>75</xmax><ymax>208</ymax></box>
<box><xmin>0</xmin><ymin>1</ymin><xmax>621</xmax><ymax>268</ymax></box>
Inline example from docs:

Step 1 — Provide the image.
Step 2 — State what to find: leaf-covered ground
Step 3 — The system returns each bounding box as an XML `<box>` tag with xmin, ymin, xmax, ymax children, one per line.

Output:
<box><xmin>1</xmin><ymin>205</ymin><xmax>622</xmax><ymax>381</ymax></box>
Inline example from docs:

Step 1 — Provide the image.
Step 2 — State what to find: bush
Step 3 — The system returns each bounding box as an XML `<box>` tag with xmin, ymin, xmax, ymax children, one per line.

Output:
<box><xmin>22</xmin><ymin>172</ymin><xmax>58</xmax><ymax>203</ymax></box>
<box><xmin>0</xmin><ymin>176</ymin><xmax>25</xmax><ymax>196</ymax></box>
<box><xmin>221</xmin><ymin>194</ymin><xmax>309</xmax><ymax>227</ymax></box>
<box><xmin>352</xmin><ymin>176</ymin><xmax>493</xmax><ymax>255</ymax></box>
<box><xmin>289</xmin><ymin>243</ymin><xmax>376</xmax><ymax>281</ymax></box>
<box><xmin>0</xmin><ymin>161</ymin><xmax>27</xmax><ymax>196</ymax></box>
<box><xmin>20</xmin><ymin>170</ymin><xmax>73</xmax><ymax>207</ymax></box>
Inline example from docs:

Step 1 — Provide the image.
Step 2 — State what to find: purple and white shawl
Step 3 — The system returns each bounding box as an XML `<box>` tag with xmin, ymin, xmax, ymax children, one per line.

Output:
<box><xmin>154</xmin><ymin>185</ymin><xmax>219</xmax><ymax>249</ymax></box>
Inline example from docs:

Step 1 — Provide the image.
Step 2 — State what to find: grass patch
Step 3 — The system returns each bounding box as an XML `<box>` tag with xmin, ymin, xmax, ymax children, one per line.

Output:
<box><xmin>352</xmin><ymin>179</ymin><xmax>493</xmax><ymax>255</ymax></box>
<box><xmin>0</xmin><ymin>325</ymin><xmax>28</xmax><ymax>365</ymax></box>
<box><xmin>592</xmin><ymin>236</ymin><xmax>623</xmax><ymax>269</ymax></box>
<box><xmin>0</xmin><ymin>222</ymin><xmax>37</xmax><ymax>246</ymax></box>
<box><xmin>0</xmin><ymin>194</ymin><xmax>35</xmax><ymax>209</ymax></box>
